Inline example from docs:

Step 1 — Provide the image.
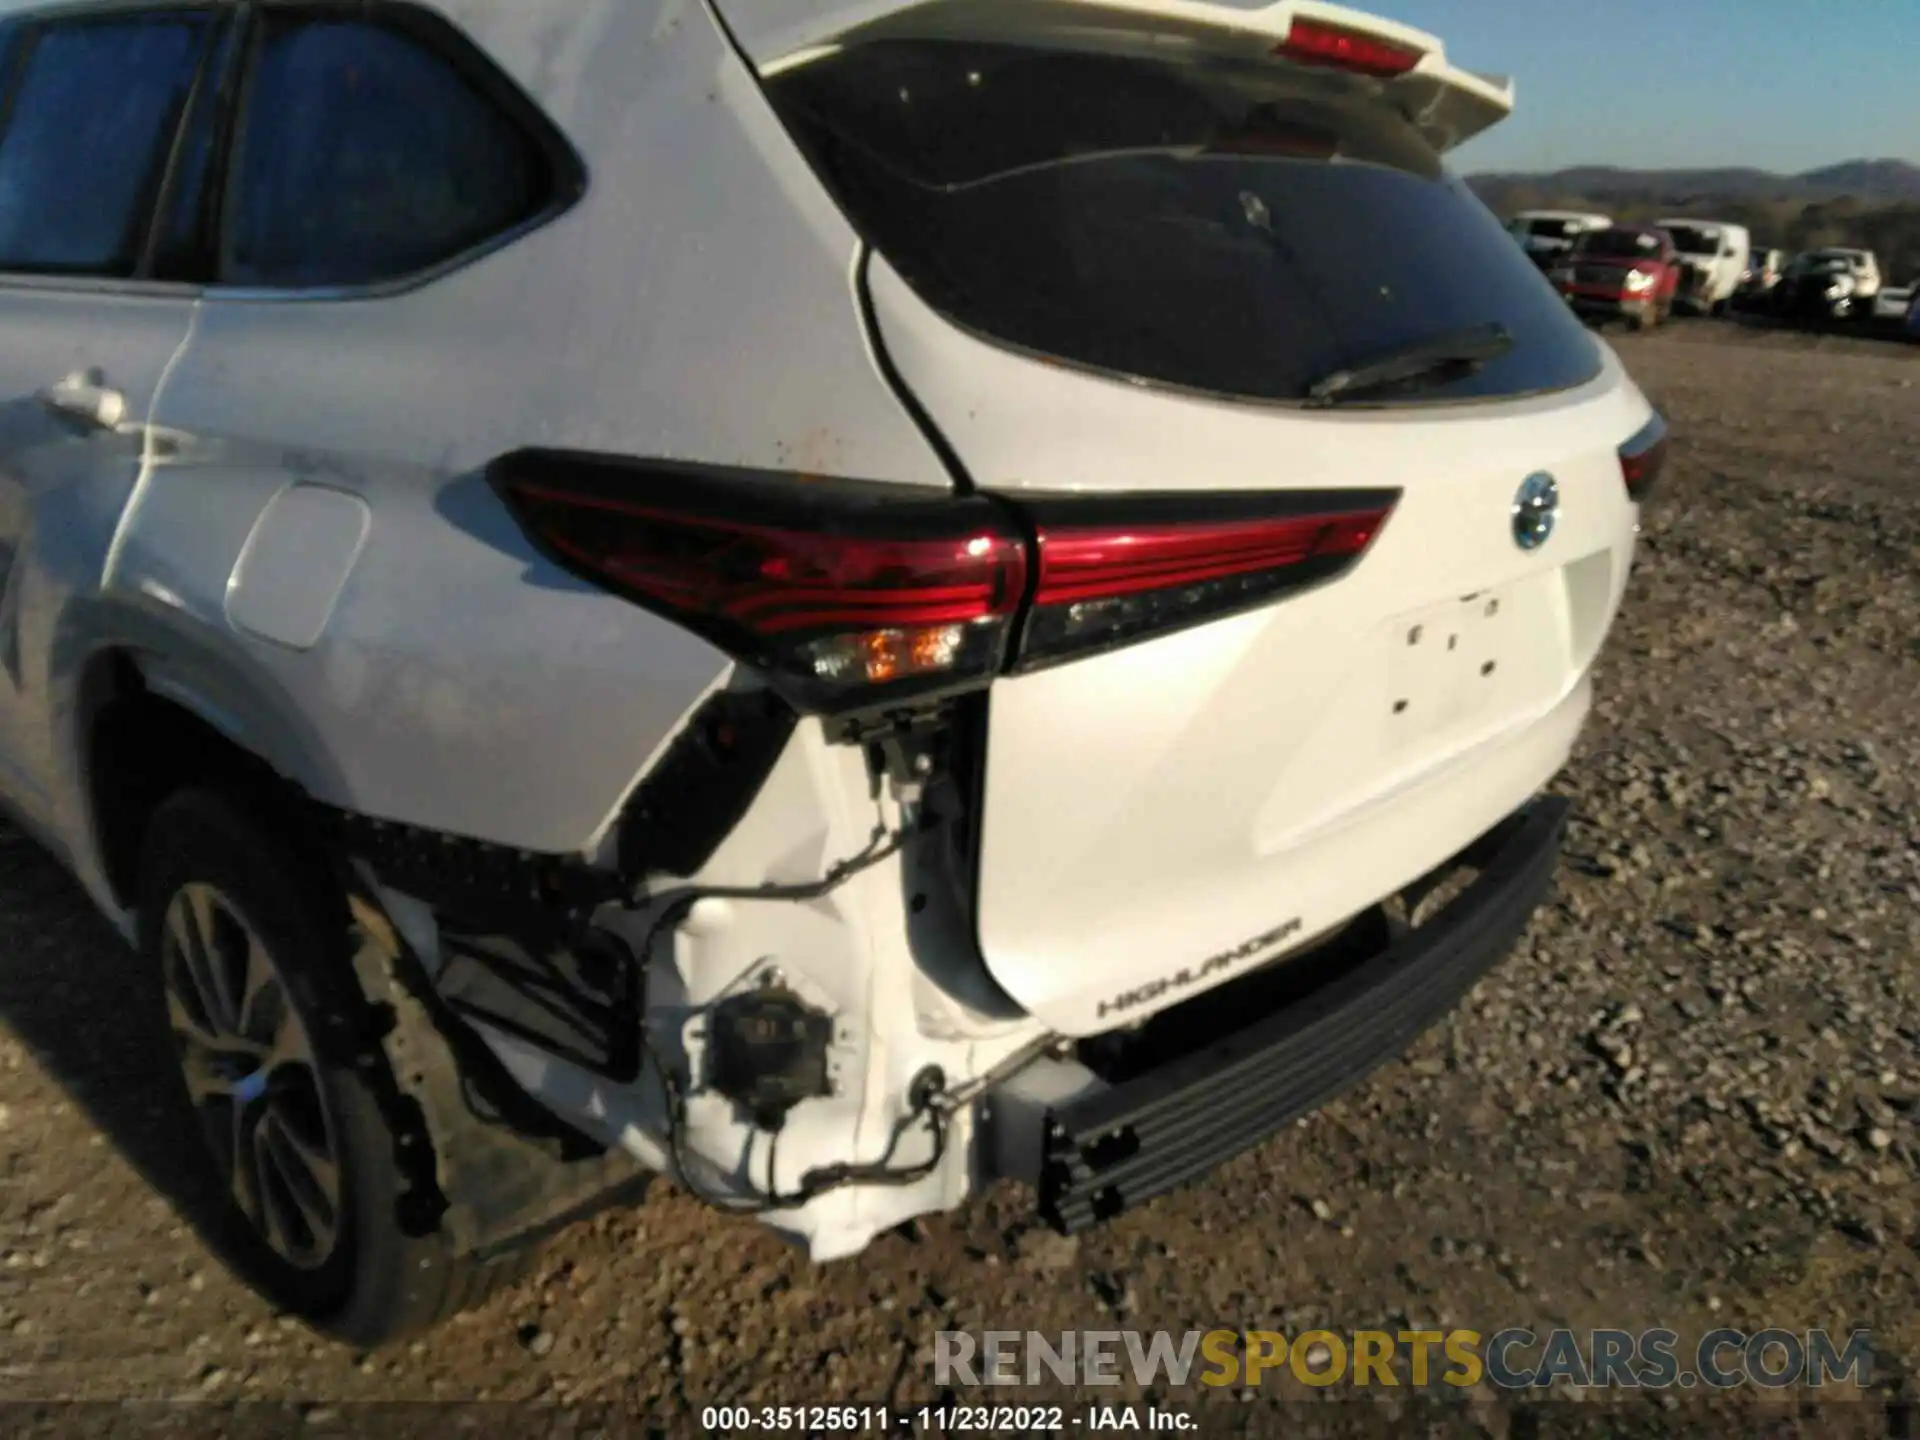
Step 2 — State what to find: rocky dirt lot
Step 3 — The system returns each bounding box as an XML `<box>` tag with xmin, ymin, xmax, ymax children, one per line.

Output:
<box><xmin>0</xmin><ymin>322</ymin><xmax>1915</xmax><ymax>1435</ymax></box>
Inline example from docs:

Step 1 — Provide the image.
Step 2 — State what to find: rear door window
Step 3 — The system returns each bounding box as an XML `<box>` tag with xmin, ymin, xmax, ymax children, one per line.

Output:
<box><xmin>0</xmin><ymin>11</ymin><xmax>213</xmax><ymax>276</ymax></box>
<box><xmin>222</xmin><ymin>7</ymin><xmax>560</xmax><ymax>289</ymax></box>
<box><xmin>770</xmin><ymin>40</ymin><xmax>1602</xmax><ymax>406</ymax></box>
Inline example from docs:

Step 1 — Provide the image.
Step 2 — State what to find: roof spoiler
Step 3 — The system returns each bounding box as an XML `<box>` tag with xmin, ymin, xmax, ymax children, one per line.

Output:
<box><xmin>724</xmin><ymin>0</ymin><xmax>1517</xmax><ymax>152</ymax></box>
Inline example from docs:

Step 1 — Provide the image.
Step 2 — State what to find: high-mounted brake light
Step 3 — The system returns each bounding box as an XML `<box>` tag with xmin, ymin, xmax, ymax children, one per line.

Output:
<box><xmin>1619</xmin><ymin>413</ymin><xmax>1671</xmax><ymax>502</ymax></box>
<box><xmin>491</xmin><ymin>453</ymin><xmax>1027</xmax><ymax>715</ymax></box>
<box><xmin>1014</xmin><ymin>493</ymin><xmax>1399</xmax><ymax>671</ymax></box>
<box><xmin>1276</xmin><ymin>19</ymin><xmax>1422</xmax><ymax>79</ymax></box>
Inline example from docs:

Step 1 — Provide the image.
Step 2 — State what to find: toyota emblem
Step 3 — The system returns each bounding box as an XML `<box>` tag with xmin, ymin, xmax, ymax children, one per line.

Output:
<box><xmin>1512</xmin><ymin>472</ymin><xmax>1560</xmax><ymax>552</ymax></box>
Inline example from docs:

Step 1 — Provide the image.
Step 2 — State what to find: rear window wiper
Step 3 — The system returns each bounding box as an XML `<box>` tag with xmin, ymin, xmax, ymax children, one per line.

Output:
<box><xmin>1304</xmin><ymin>322</ymin><xmax>1515</xmax><ymax>407</ymax></box>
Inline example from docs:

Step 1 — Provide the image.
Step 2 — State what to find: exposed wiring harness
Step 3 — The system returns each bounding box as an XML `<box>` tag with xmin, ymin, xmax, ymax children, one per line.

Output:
<box><xmin>655</xmin><ymin>1052</ymin><xmax>952</xmax><ymax>1216</ymax></box>
<box><xmin>630</xmin><ymin>821</ymin><xmax>955</xmax><ymax>1214</ymax></box>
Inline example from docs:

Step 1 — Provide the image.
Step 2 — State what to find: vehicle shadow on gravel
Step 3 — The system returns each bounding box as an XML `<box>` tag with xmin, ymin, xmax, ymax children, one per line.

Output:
<box><xmin>0</xmin><ymin>821</ymin><xmax>263</xmax><ymax>1288</ymax></box>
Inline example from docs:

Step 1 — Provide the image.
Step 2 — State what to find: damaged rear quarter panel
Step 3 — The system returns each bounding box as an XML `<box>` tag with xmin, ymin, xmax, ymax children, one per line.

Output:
<box><xmin>77</xmin><ymin>0</ymin><xmax>950</xmax><ymax>858</ymax></box>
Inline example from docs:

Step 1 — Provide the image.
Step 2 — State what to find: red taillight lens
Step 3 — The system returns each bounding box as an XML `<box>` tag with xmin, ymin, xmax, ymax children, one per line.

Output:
<box><xmin>494</xmin><ymin>454</ymin><xmax>1399</xmax><ymax>702</ymax></box>
<box><xmin>1015</xmin><ymin>493</ymin><xmax>1399</xmax><ymax>671</ymax></box>
<box><xmin>1619</xmin><ymin>413</ymin><xmax>1671</xmax><ymax>502</ymax></box>
<box><xmin>1276</xmin><ymin>19</ymin><xmax>1422</xmax><ymax>78</ymax></box>
<box><xmin>492</xmin><ymin>453</ymin><xmax>1027</xmax><ymax>714</ymax></box>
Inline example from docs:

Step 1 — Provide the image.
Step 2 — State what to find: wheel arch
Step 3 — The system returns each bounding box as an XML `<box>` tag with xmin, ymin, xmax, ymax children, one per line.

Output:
<box><xmin>76</xmin><ymin>642</ymin><xmax>346</xmax><ymax>912</ymax></box>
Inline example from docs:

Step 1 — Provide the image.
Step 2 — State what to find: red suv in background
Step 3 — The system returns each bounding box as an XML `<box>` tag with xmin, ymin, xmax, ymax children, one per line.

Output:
<box><xmin>1548</xmin><ymin>226</ymin><xmax>1681</xmax><ymax>331</ymax></box>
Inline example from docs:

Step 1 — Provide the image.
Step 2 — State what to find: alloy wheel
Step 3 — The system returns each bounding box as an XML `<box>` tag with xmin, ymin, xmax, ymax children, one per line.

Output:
<box><xmin>159</xmin><ymin>882</ymin><xmax>344</xmax><ymax>1271</ymax></box>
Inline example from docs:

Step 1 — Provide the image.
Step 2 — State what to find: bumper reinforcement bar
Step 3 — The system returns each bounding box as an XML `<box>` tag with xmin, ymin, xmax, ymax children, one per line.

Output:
<box><xmin>1038</xmin><ymin>796</ymin><xmax>1570</xmax><ymax>1232</ymax></box>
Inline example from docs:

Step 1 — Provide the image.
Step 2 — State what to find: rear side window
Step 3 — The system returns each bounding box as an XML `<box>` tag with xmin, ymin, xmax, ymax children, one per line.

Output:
<box><xmin>771</xmin><ymin>40</ymin><xmax>1603</xmax><ymax>406</ymax></box>
<box><xmin>0</xmin><ymin>12</ymin><xmax>211</xmax><ymax>276</ymax></box>
<box><xmin>223</xmin><ymin>10</ymin><xmax>556</xmax><ymax>288</ymax></box>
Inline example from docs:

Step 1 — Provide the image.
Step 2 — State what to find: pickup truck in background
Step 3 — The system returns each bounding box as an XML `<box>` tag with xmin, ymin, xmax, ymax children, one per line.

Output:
<box><xmin>1548</xmin><ymin>225</ymin><xmax>1681</xmax><ymax>330</ymax></box>
<box><xmin>1656</xmin><ymin>218</ymin><xmax>1752</xmax><ymax>316</ymax></box>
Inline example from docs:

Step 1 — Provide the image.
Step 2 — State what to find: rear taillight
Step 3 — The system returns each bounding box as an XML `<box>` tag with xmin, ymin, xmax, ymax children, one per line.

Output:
<box><xmin>1619</xmin><ymin>413</ymin><xmax>1671</xmax><ymax>502</ymax></box>
<box><xmin>1276</xmin><ymin>19</ymin><xmax>1423</xmax><ymax>78</ymax></box>
<box><xmin>1014</xmin><ymin>493</ymin><xmax>1399</xmax><ymax>672</ymax></box>
<box><xmin>492</xmin><ymin>453</ymin><xmax>1027</xmax><ymax>715</ymax></box>
<box><xmin>494</xmin><ymin>454</ymin><xmax>1397</xmax><ymax>709</ymax></box>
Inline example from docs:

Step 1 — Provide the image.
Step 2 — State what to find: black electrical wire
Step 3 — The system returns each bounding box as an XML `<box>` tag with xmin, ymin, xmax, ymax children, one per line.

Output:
<box><xmin>643</xmin><ymin>1028</ymin><xmax>950</xmax><ymax>1216</ymax></box>
<box><xmin>628</xmin><ymin>820</ymin><xmax>911</xmax><ymax>961</ymax></box>
<box><xmin>629</xmin><ymin>821</ymin><xmax>953</xmax><ymax>1215</ymax></box>
<box><xmin>764</xmin><ymin>1086</ymin><xmax>951</xmax><ymax>1204</ymax></box>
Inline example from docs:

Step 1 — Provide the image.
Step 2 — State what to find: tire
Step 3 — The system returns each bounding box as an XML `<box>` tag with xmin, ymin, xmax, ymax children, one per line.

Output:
<box><xmin>136</xmin><ymin>788</ymin><xmax>538</xmax><ymax>1346</ymax></box>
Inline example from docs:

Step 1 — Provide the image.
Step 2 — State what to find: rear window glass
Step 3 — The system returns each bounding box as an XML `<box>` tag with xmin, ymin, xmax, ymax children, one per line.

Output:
<box><xmin>770</xmin><ymin>40</ymin><xmax>1601</xmax><ymax>406</ymax></box>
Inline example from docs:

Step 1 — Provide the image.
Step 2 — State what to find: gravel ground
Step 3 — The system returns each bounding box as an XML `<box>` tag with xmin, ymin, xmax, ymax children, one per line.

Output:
<box><xmin>0</xmin><ymin>321</ymin><xmax>1915</xmax><ymax>1434</ymax></box>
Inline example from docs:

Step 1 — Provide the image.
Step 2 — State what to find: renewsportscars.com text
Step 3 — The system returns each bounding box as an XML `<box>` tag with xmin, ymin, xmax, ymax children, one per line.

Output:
<box><xmin>935</xmin><ymin>1327</ymin><xmax>1874</xmax><ymax>1392</ymax></box>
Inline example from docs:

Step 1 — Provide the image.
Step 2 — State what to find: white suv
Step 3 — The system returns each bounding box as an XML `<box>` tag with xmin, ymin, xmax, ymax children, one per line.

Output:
<box><xmin>0</xmin><ymin>0</ymin><xmax>1663</xmax><ymax>1342</ymax></box>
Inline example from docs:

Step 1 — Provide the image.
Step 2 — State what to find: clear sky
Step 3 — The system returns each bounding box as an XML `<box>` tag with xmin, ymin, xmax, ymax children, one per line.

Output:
<box><xmin>1394</xmin><ymin>0</ymin><xmax>1919</xmax><ymax>174</ymax></box>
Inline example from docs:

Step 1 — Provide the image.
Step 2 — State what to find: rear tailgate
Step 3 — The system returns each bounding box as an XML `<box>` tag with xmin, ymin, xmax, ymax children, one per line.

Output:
<box><xmin>747</xmin><ymin>0</ymin><xmax>1651</xmax><ymax>1035</ymax></box>
<box><xmin>877</xmin><ymin>260</ymin><xmax>1643</xmax><ymax>1032</ymax></box>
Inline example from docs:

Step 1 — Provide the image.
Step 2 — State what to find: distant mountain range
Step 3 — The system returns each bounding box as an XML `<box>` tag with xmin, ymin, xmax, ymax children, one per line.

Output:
<box><xmin>1467</xmin><ymin>159</ymin><xmax>1920</xmax><ymax>206</ymax></box>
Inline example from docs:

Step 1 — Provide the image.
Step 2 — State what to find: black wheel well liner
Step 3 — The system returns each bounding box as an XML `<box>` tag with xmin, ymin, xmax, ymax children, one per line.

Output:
<box><xmin>83</xmin><ymin>651</ymin><xmax>305</xmax><ymax>912</ymax></box>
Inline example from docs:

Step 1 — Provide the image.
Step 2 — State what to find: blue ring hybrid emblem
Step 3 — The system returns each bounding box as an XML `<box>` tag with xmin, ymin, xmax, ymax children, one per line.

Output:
<box><xmin>1511</xmin><ymin>472</ymin><xmax>1560</xmax><ymax>551</ymax></box>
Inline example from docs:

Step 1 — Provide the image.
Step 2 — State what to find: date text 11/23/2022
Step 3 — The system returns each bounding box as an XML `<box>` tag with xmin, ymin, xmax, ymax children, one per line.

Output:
<box><xmin>700</xmin><ymin>1406</ymin><xmax>1195</xmax><ymax>1432</ymax></box>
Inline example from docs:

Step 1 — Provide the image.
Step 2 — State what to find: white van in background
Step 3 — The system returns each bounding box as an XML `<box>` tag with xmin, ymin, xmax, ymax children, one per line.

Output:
<box><xmin>1656</xmin><ymin>218</ymin><xmax>1752</xmax><ymax>315</ymax></box>
<box><xmin>1507</xmin><ymin>210</ymin><xmax>1613</xmax><ymax>269</ymax></box>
